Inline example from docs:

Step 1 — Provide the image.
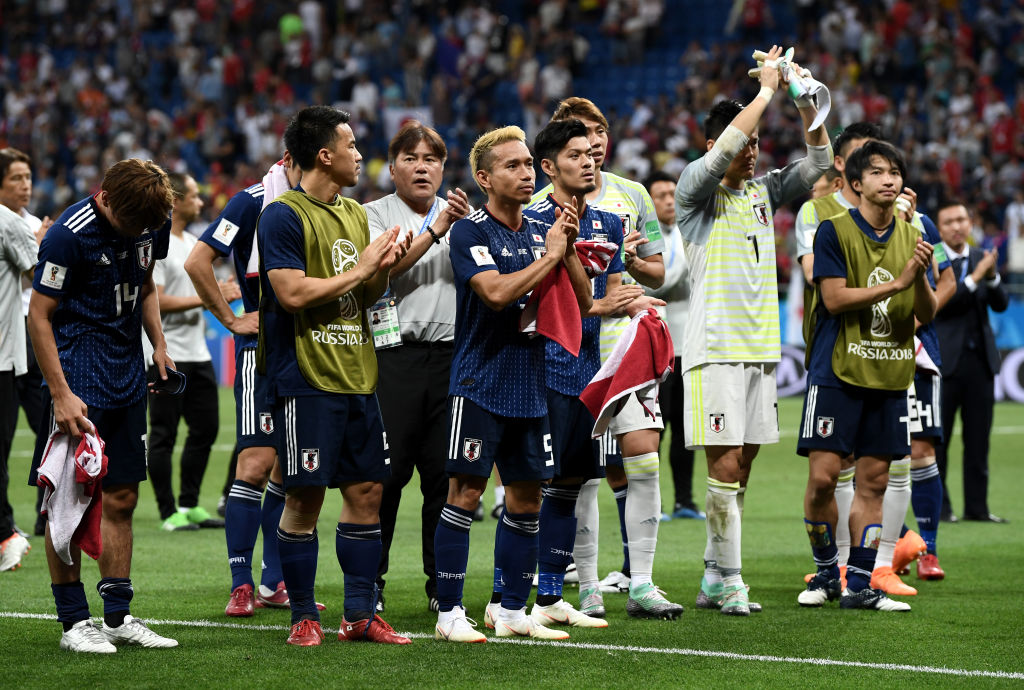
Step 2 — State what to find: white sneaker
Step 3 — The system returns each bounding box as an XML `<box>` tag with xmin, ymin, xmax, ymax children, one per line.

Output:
<box><xmin>0</xmin><ymin>533</ymin><xmax>31</xmax><ymax>571</ymax></box>
<box><xmin>531</xmin><ymin>599</ymin><xmax>608</xmax><ymax>628</ymax></box>
<box><xmin>101</xmin><ymin>615</ymin><xmax>178</xmax><ymax>648</ymax></box>
<box><xmin>598</xmin><ymin>570</ymin><xmax>630</xmax><ymax>593</ymax></box>
<box><xmin>483</xmin><ymin>601</ymin><xmax>500</xmax><ymax>629</ymax></box>
<box><xmin>495</xmin><ymin>611</ymin><xmax>569</xmax><ymax>640</ymax></box>
<box><xmin>564</xmin><ymin>562</ymin><xmax>579</xmax><ymax>585</ymax></box>
<box><xmin>435</xmin><ymin>607</ymin><xmax>486</xmax><ymax>643</ymax></box>
<box><xmin>60</xmin><ymin>619</ymin><xmax>116</xmax><ymax>653</ymax></box>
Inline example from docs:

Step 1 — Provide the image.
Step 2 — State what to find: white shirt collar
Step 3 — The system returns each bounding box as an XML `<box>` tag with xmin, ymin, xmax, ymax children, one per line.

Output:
<box><xmin>943</xmin><ymin>242</ymin><xmax>969</xmax><ymax>260</ymax></box>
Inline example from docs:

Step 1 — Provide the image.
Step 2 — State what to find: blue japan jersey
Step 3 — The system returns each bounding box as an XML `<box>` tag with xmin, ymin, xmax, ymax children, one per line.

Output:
<box><xmin>915</xmin><ymin>213</ymin><xmax>948</xmax><ymax>367</ymax></box>
<box><xmin>525</xmin><ymin>195</ymin><xmax>625</xmax><ymax>395</ymax></box>
<box><xmin>448</xmin><ymin>207</ymin><xmax>551</xmax><ymax>417</ymax></box>
<box><xmin>257</xmin><ymin>193</ymin><xmax>320</xmax><ymax>398</ymax></box>
<box><xmin>33</xmin><ymin>196</ymin><xmax>170</xmax><ymax>408</ymax></box>
<box><xmin>198</xmin><ymin>183</ymin><xmax>264</xmax><ymax>352</ymax></box>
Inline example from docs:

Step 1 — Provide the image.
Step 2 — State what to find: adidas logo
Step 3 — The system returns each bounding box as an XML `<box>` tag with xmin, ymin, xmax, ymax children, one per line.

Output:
<box><xmin>500</xmin><ymin>247</ymin><xmax>513</xmax><ymax>257</ymax></box>
<box><xmin>96</xmin><ymin>254</ymin><xmax>111</xmax><ymax>266</ymax></box>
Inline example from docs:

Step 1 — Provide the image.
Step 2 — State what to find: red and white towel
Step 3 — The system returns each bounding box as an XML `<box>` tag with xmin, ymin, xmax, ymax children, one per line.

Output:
<box><xmin>914</xmin><ymin>335</ymin><xmax>939</xmax><ymax>375</ymax></box>
<box><xmin>519</xmin><ymin>240</ymin><xmax>619</xmax><ymax>357</ymax></box>
<box><xmin>37</xmin><ymin>424</ymin><xmax>108</xmax><ymax>565</ymax></box>
<box><xmin>580</xmin><ymin>309</ymin><xmax>674</xmax><ymax>437</ymax></box>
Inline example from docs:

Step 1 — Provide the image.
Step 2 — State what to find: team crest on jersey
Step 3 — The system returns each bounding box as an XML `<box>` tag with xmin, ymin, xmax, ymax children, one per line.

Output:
<box><xmin>816</xmin><ymin>416</ymin><xmax>835</xmax><ymax>438</ymax></box>
<box><xmin>709</xmin><ymin>413</ymin><xmax>725</xmax><ymax>433</ymax></box>
<box><xmin>259</xmin><ymin>412</ymin><xmax>274</xmax><ymax>435</ymax></box>
<box><xmin>752</xmin><ymin>202</ymin><xmax>769</xmax><ymax>226</ymax></box>
<box><xmin>463</xmin><ymin>438</ymin><xmax>483</xmax><ymax>462</ymax></box>
<box><xmin>619</xmin><ymin>215</ymin><xmax>632</xmax><ymax>235</ymax></box>
<box><xmin>301</xmin><ymin>448</ymin><xmax>320</xmax><ymax>472</ymax></box>
<box><xmin>136</xmin><ymin>239</ymin><xmax>154</xmax><ymax>269</ymax></box>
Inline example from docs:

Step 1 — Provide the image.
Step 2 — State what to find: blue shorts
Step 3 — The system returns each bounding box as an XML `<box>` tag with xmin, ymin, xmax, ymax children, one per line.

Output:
<box><xmin>446</xmin><ymin>395</ymin><xmax>554</xmax><ymax>483</ymax></box>
<box><xmin>29</xmin><ymin>387</ymin><xmax>148</xmax><ymax>487</ymax></box>
<box><xmin>235</xmin><ymin>347</ymin><xmax>277</xmax><ymax>450</ymax></box>
<box><xmin>276</xmin><ymin>393</ymin><xmax>390</xmax><ymax>489</ymax></box>
<box><xmin>910</xmin><ymin>370</ymin><xmax>943</xmax><ymax>442</ymax></box>
<box><xmin>547</xmin><ymin>390</ymin><xmax>604</xmax><ymax>481</ymax></box>
<box><xmin>797</xmin><ymin>382</ymin><xmax>911</xmax><ymax>459</ymax></box>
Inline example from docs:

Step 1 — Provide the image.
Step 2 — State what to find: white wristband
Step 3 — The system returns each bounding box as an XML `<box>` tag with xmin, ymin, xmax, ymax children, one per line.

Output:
<box><xmin>757</xmin><ymin>86</ymin><xmax>775</xmax><ymax>105</ymax></box>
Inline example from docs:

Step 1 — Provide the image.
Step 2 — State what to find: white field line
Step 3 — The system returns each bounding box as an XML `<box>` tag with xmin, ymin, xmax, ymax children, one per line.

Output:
<box><xmin>2</xmin><ymin>611</ymin><xmax>1022</xmax><ymax>680</ymax></box>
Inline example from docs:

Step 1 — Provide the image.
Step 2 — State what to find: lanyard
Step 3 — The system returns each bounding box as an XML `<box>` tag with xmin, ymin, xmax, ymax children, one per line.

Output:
<box><xmin>418</xmin><ymin>199</ymin><xmax>440</xmax><ymax>236</ymax></box>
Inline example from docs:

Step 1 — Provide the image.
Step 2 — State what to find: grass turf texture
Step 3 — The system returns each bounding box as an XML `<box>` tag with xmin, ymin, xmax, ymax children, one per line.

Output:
<box><xmin>2</xmin><ymin>390</ymin><xmax>1022</xmax><ymax>688</ymax></box>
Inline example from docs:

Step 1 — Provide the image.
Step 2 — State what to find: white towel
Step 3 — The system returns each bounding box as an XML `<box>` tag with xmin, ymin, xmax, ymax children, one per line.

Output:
<box><xmin>245</xmin><ymin>159</ymin><xmax>294</xmax><ymax>277</ymax></box>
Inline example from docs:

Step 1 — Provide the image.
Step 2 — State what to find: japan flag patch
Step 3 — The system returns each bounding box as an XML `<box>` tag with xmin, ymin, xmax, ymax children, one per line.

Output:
<box><xmin>40</xmin><ymin>261</ymin><xmax>67</xmax><ymax>290</ymax></box>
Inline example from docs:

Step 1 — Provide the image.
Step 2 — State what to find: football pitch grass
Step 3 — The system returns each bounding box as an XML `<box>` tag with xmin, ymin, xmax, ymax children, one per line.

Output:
<box><xmin>2</xmin><ymin>391</ymin><xmax>1022</xmax><ymax>688</ymax></box>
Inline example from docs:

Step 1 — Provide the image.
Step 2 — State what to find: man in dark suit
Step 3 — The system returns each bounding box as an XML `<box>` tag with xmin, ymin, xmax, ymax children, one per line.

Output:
<box><xmin>934</xmin><ymin>200</ymin><xmax>1010</xmax><ymax>523</ymax></box>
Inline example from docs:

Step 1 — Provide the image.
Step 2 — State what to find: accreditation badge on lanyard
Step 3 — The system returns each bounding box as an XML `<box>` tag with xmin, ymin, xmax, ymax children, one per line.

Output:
<box><xmin>366</xmin><ymin>199</ymin><xmax>441</xmax><ymax>350</ymax></box>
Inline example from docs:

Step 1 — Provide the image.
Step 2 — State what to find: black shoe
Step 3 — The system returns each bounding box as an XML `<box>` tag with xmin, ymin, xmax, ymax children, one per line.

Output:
<box><xmin>375</xmin><ymin>591</ymin><xmax>385</xmax><ymax>613</ymax></box>
<box><xmin>490</xmin><ymin>502</ymin><xmax>504</xmax><ymax>519</ymax></box>
<box><xmin>473</xmin><ymin>504</ymin><xmax>485</xmax><ymax>521</ymax></box>
<box><xmin>427</xmin><ymin>595</ymin><xmax>439</xmax><ymax>613</ymax></box>
<box><xmin>964</xmin><ymin>513</ymin><xmax>1008</xmax><ymax>524</ymax></box>
<box><xmin>940</xmin><ymin>512</ymin><xmax>959</xmax><ymax>523</ymax></box>
<box><xmin>34</xmin><ymin>516</ymin><xmax>46</xmax><ymax>537</ymax></box>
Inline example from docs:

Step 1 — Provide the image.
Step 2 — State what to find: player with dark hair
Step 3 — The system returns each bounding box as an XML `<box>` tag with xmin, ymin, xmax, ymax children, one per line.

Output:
<box><xmin>258</xmin><ymin>105</ymin><xmax>412</xmax><ymax>646</ymax></box>
<box><xmin>535</xmin><ymin>96</ymin><xmax>670</xmax><ymax>617</ymax></box>
<box><xmin>433</xmin><ymin>125</ymin><xmax>590</xmax><ymax>643</ymax></box>
<box><xmin>28</xmin><ymin>158</ymin><xmax>179</xmax><ymax>652</ymax></box>
<box><xmin>677</xmin><ymin>47</ymin><xmax>832</xmax><ymax>616</ymax></box>
<box><xmin>797</xmin><ymin>140</ymin><xmax>937</xmax><ymax>612</ymax></box>
<box><xmin>186</xmin><ymin>153</ymin><xmax>303</xmax><ymax>616</ymax></box>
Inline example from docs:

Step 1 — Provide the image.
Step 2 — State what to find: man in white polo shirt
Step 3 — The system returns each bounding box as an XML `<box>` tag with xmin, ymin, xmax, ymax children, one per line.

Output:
<box><xmin>363</xmin><ymin>121</ymin><xmax>469</xmax><ymax>613</ymax></box>
<box><xmin>146</xmin><ymin>172</ymin><xmax>237</xmax><ymax>531</ymax></box>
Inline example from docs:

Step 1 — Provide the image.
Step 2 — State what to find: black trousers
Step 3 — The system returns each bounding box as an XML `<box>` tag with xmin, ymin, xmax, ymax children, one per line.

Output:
<box><xmin>147</xmin><ymin>361</ymin><xmax>219</xmax><ymax>520</ymax></box>
<box><xmin>937</xmin><ymin>347</ymin><xmax>995</xmax><ymax>519</ymax></box>
<box><xmin>375</xmin><ymin>342</ymin><xmax>452</xmax><ymax>598</ymax></box>
<box><xmin>0</xmin><ymin>371</ymin><xmax>18</xmax><ymax>542</ymax></box>
<box><xmin>16</xmin><ymin>319</ymin><xmax>45</xmax><ymax>438</ymax></box>
<box><xmin>658</xmin><ymin>356</ymin><xmax>697</xmax><ymax>510</ymax></box>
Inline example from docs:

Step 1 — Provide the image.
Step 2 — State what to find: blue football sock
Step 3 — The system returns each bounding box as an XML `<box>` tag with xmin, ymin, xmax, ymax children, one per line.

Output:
<box><xmin>911</xmin><ymin>464</ymin><xmax>943</xmax><ymax>554</ymax></box>
<box><xmin>435</xmin><ymin>504</ymin><xmax>474</xmax><ymax>612</ymax></box>
<box><xmin>804</xmin><ymin>519</ymin><xmax>840</xmax><ymax>579</ymax></box>
<box><xmin>497</xmin><ymin>510</ymin><xmax>540</xmax><ymax>611</ymax></box>
<box><xmin>336</xmin><ymin>522</ymin><xmax>382</xmax><ymax>622</ymax></box>
<box><xmin>537</xmin><ymin>484</ymin><xmax>580</xmax><ymax>605</ymax></box>
<box><xmin>846</xmin><ymin>546</ymin><xmax>875</xmax><ymax>592</ymax></box>
<box><xmin>259</xmin><ymin>481</ymin><xmax>286</xmax><ymax>588</ymax></box>
<box><xmin>614</xmin><ymin>484</ymin><xmax>630</xmax><ymax>575</ymax></box>
<box><xmin>225</xmin><ymin>480</ymin><xmax>262</xmax><ymax>590</ymax></box>
<box><xmin>52</xmin><ymin>581</ymin><xmax>90</xmax><ymax>630</ymax></box>
<box><xmin>97</xmin><ymin>577</ymin><xmax>134</xmax><ymax>628</ymax></box>
<box><xmin>278</xmin><ymin>528</ymin><xmax>319</xmax><ymax>624</ymax></box>
<box><xmin>491</xmin><ymin>510</ymin><xmax>505</xmax><ymax>603</ymax></box>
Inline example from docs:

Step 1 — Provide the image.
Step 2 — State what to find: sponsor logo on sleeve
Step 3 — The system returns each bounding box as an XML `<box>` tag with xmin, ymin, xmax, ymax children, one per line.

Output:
<box><xmin>470</xmin><ymin>245</ymin><xmax>495</xmax><ymax>266</ymax></box>
<box><xmin>40</xmin><ymin>262</ymin><xmax>67</xmax><ymax>290</ymax></box>
<box><xmin>214</xmin><ymin>218</ymin><xmax>241</xmax><ymax>245</ymax></box>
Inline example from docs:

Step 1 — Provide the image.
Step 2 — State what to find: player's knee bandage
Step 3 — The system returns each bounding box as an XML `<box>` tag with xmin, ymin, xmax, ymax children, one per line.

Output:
<box><xmin>910</xmin><ymin>454</ymin><xmax>936</xmax><ymax>470</ymax></box>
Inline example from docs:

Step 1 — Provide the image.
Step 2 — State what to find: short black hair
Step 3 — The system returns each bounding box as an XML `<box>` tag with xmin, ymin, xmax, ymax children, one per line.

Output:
<box><xmin>644</xmin><ymin>170</ymin><xmax>676</xmax><ymax>189</ymax></box>
<box><xmin>834</xmin><ymin>122</ymin><xmax>884</xmax><ymax>159</ymax></box>
<box><xmin>284</xmin><ymin>106</ymin><xmax>351</xmax><ymax>171</ymax></box>
<box><xmin>844</xmin><ymin>140</ymin><xmax>907</xmax><ymax>189</ymax></box>
<box><xmin>936</xmin><ymin>197</ymin><xmax>967</xmax><ymax>216</ymax></box>
<box><xmin>533</xmin><ymin>118</ymin><xmax>588</xmax><ymax>166</ymax></box>
<box><xmin>704</xmin><ymin>99</ymin><xmax>743</xmax><ymax>142</ymax></box>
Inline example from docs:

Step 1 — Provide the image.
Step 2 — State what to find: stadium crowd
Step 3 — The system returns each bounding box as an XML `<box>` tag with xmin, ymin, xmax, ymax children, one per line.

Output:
<box><xmin>0</xmin><ymin>0</ymin><xmax>1018</xmax><ymax>652</ymax></box>
<box><xmin>2</xmin><ymin>0</ymin><xmax>1024</xmax><ymax>283</ymax></box>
